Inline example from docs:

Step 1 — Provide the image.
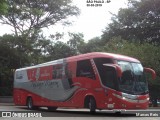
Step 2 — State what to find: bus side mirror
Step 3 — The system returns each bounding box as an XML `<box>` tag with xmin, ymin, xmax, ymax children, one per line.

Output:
<box><xmin>103</xmin><ymin>64</ymin><xmax>122</xmax><ymax>78</ymax></box>
<box><xmin>144</xmin><ymin>67</ymin><xmax>156</xmax><ymax>80</ymax></box>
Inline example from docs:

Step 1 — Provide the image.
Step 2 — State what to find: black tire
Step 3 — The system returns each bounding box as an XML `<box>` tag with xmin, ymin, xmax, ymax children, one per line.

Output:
<box><xmin>47</xmin><ymin>107</ymin><xmax>57</xmax><ymax>111</ymax></box>
<box><xmin>27</xmin><ymin>97</ymin><xmax>35</xmax><ymax>110</ymax></box>
<box><xmin>88</xmin><ymin>97</ymin><xmax>96</xmax><ymax>113</ymax></box>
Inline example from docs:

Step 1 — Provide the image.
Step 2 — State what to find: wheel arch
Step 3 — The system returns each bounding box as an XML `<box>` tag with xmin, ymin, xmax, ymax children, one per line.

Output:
<box><xmin>84</xmin><ymin>94</ymin><xmax>96</xmax><ymax>108</ymax></box>
<box><xmin>26</xmin><ymin>96</ymin><xmax>32</xmax><ymax>106</ymax></box>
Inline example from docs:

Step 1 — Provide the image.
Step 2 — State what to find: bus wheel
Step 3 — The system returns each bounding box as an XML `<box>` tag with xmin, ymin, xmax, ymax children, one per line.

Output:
<box><xmin>88</xmin><ymin>97</ymin><xmax>96</xmax><ymax>113</ymax></box>
<box><xmin>27</xmin><ymin>97</ymin><xmax>34</xmax><ymax>110</ymax></box>
<box><xmin>47</xmin><ymin>107</ymin><xmax>57</xmax><ymax>111</ymax></box>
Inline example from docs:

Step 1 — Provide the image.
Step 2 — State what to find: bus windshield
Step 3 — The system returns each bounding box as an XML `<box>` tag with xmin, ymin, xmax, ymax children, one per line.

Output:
<box><xmin>117</xmin><ymin>61</ymin><xmax>148</xmax><ymax>95</ymax></box>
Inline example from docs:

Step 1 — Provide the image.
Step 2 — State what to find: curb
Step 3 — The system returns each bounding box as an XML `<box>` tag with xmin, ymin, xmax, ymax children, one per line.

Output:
<box><xmin>0</xmin><ymin>96</ymin><xmax>13</xmax><ymax>103</ymax></box>
<box><xmin>0</xmin><ymin>103</ymin><xmax>14</xmax><ymax>106</ymax></box>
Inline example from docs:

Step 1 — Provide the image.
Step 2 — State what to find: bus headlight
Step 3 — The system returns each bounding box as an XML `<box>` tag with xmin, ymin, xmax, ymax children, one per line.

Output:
<box><xmin>122</xmin><ymin>97</ymin><xmax>126</xmax><ymax>100</ymax></box>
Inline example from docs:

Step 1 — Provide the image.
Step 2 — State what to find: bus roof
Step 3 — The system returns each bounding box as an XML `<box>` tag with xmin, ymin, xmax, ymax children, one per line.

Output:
<box><xmin>67</xmin><ymin>52</ymin><xmax>140</xmax><ymax>62</ymax></box>
<box><xmin>16</xmin><ymin>52</ymin><xmax>140</xmax><ymax>71</ymax></box>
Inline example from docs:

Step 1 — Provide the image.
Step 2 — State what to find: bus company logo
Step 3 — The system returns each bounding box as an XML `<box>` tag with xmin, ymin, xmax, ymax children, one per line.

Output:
<box><xmin>2</xmin><ymin>112</ymin><xmax>11</xmax><ymax>117</ymax></box>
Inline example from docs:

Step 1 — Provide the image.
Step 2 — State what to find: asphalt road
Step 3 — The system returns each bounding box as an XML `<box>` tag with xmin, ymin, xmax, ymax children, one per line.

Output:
<box><xmin>0</xmin><ymin>103</ymin><xmax>160</xmax><ymax>120</ymax></box>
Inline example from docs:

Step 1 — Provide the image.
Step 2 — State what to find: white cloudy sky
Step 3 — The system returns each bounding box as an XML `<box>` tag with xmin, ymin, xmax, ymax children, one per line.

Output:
<box><xmin>0</xmin><ymin>0</ymin><xmax>128</xmax><ymax>41</ymax></box>
<box><xmin>68</xmin><ymin>0</ymin><xmax>128</xmax><ymax>40</ymax></box>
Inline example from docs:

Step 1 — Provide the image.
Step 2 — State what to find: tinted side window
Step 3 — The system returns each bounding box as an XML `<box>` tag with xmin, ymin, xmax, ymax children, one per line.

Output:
<box><xmin>103</xmin><ymin>67</ymin><xmax>116</xmax><ymax>89</ymax></box>
<box><xmin>53</xmin><ymin>64</ymin><xmax>63</xmax><ymax>79</ymax></box>
<box><xmin>94</xmin><ymin>58</ymin><xmax>116</xmax><ymax>89</ymax></box>
<box><xmin>76</xmin><ymin>59</ymin><xmax>96</xmax><ymax>80</ymax></box>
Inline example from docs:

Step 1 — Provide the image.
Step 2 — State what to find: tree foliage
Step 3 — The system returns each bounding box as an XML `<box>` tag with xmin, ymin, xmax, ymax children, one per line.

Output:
<box><xmin>46</xmin><ymin>41</ymin><xmax>76</xmax><ymax>61</ymax></box>
<box><xmin>67</xmin><ymin>32</ymin><xmax>85</xmax><ymax>54</ymax></box>
<box><xmin>0</xmin><ymin>0</ymin><xmax>80</xmax><ymax>66</ymax></box>
<box><xmin>0</xmin><ymin>0</ymin><xmax>8</xmax><ymax>14</ymax></box>
<box><xmin>0</xmin><ymin>0</ymin><xmax>79</xmax><ymax>38</ymax></box>
<box><xmin>102</xmin><ymin>0</ymin><xmax>160</xmax><ymax>44</ymax></box>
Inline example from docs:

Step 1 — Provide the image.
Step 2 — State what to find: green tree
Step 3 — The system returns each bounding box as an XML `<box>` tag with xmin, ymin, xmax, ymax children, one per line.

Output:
<box><xmin>0</xmin><ymin>0</ymin><xmax>79</xmax><ymax>38</ymax></box>
<box><xmin>0</xmin><ymin>34</ymin><xmax>51</xmax><ymax>66</ymax></box>
<box><xmin>102</xmin><ymin>0</ymin><xmax>160</xmax><ymax>44</ymax></box>
<box><xmin>0</xmin><ymin>0</ymin><xmax>8</xmax><ymax>14</ymax></box>
<box><xmin>0</xmin><ymin>0</ymin><xmax>80</xmax><ymax>66</ymax></box>
<box><xmin>0</xmin><ymin>34</ymin><xmax>52</xmax><ymax>95</ymax></box>
<box><xmin>67</xmin><ymin>32</ymin><xmax>85</xmax><ymax>54</ymax></box>
<box><xmin>46</xmin><ymin>41</ymin><xmax>76</xmax><ymax>61</ymax></box>
<box><xmin>78</xmin><ymin>37</ymin><xmax>103</xmax><ymax>53</ymax></box>
<box><xmin>0</xmin><ymin>35</ymin><xmax>29</xmax><ymax>67</ymax></box>
<box><xmin>0</xmin><ymin>35</ymin><xmax>20</xmax><ymax>96</ymax></box>
<box><xmin>0</xmin><ymin>0</ymin><xmax>80</xmax><ymax>65</ymax></box>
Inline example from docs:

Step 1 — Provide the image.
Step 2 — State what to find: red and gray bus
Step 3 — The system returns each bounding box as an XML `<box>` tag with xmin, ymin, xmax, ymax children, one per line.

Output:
<box><xmin>14</xmin><ymin>52</ymin><xmax>156</xmax><ymax>112</ymax></box>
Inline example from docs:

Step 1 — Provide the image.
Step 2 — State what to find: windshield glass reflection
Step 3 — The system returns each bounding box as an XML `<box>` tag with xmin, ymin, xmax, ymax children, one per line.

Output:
<box><xmin>117</xmin><ymin>61</ymin><xmax>148</xmax><ymax>95</ymax></box>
